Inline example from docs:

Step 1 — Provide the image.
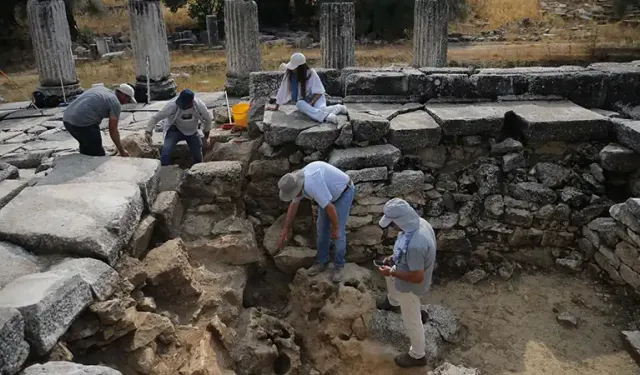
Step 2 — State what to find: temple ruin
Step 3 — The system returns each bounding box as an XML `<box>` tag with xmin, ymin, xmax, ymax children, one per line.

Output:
<box><xmin>1</xmin><ymin>0</ymin><xmax>640</xmax><ymax>374</ymax></box>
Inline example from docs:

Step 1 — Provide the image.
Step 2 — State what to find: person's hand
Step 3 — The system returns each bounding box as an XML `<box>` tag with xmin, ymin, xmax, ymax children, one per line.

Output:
<box><xmin>330</xmin><ymin>226</ymin><xmax>340</xmax><ymax>240</ymax></box>
<box><xmin>119</xmin><ymin>149</ymin><xmax>130</xmax><ymax>157</ymax></box>
<box><xmin>144</xmin><ymin>131</ymin><xmax>152</xmax><ymax>144</ymax></box>
<box><xmin>203</xmin><ymin>138</ymin><xmax>214</xmax><ymax>151</ymax></box>
<box><xmin>383</xmin><ymin>256</ymin><xmax>394</xmax><ymax>266</ymax></box>
<box><xmin>277</xmin><ymin>229</ymin><xmax>289</xmax><ymax>250</ymax></box>
<box><xmin>379</xmin><ymin>266</ymin><xmax>392</xmax><ymax>277</ymax></box>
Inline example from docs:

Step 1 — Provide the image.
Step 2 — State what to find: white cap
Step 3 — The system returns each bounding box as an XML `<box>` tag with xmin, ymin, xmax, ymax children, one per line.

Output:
<box><xmin>285</xmin><ymin>53</ymin><xmax>306</xmax><ymax>70</ymax></box>
<box><xmin>116</xmin><ymin>83</ymin><xmax>137</xmax><ymax>103</ymax></box>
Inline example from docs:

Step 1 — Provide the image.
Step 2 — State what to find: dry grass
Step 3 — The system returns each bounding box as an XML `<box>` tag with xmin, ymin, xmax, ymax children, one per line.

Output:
<box><xmin>467</xmin><ymin>0</ymin><xmax>542</xmax><ymax>28</ymax></box>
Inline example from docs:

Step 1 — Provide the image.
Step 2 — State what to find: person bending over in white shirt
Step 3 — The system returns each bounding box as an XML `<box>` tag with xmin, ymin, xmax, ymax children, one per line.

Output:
<box><xmin>266</xmin><ymin>52</ymin><xmax>348</xmax><ymax>124</ymax></box>
<box><xmin>145</xmin><ymin>89</ymin><xmax>213</xmax><ymax>166</ymax></box>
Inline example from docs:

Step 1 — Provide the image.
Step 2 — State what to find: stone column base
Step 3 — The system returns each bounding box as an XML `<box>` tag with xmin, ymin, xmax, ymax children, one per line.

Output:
<box><xmin>134</xmin><ymin>77</ymin><xmax>177</xmax><ymax>102</ymax></box>
<box><xmin>225</xmin><ymin>73</ymin><xmax>250</xmax><ymax>97</ymax></box>
<box><xmin>36</xmin><ymin>83</ymin><xmax>83</xmax><ymax>101</ymax></box>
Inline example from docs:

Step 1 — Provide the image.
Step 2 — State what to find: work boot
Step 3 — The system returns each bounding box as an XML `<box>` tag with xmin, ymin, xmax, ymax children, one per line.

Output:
<box><xmin>331</xmin><ymin>267</ymin><xmax>344</xmax><ymax>283</ymax></box>
<box><xmin>376</xmin><ymin>297</ymin><xmax>401</xmax><ymax>313</ymax></box>
<box><xmin>307</xmin><ymin>262</ymin><xmax>328</xmax><ymax>276</ymax></box>
<box><xmin>394</xmin><ymin>352</ymin><xmax>427</xmax><ymax>368</ymax></box>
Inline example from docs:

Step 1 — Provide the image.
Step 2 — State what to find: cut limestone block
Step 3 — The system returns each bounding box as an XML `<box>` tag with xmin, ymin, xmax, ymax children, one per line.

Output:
<box><xmin>0</xmin><ymin>272</ymin><xmax>92</xmax><ymax>355</ymax></box>
<box><xmin>183</xmin><ymin>161</ymin><xmax>244</xmax><ymax>198</ymax></box>
<box><xmin>344</xmin><ymin>72</ymin><xmax>408</xmax><ymax>96</ymax></box>
<box><xmin>36</xmin><ymin>154</ymin><xmax>161</xmax><ymax>209</ymax></box>
<box><xmin>127</xmin><ymin>215</ymin><xmax>157</xmax><ymax>259</ymax></box>
<box><xmin>0</xmin><ymin>307</ymin><xmax>29</xmax><ymax>375</ymax></box>
<box><xmin>48</xmin><ymin>258</ymin><xmax>119</xmax><ymax>301</ymax></box>
<box><xmin>263</xmin><ymin>107</ymin><xmax>318</xmax><ymax>146</ymax></box>
<box><xmin>328</xmin><ymin>144</ymin><xmax>401</xmax><ymax>170</ymax></box>
<box><xmin>388</xmin><ymin>111</ymin><xmax>441</xmax><ymax>150</ymax></box>
<box><xmin>0</xmin><ymin>241</ymin><xmax>44</xmax><ymax>290</ymax></box>
<box><xmin>613</xmin><ymin>119</ymin><xmax>640</xmax><ymax>154</ymax></box>
<box><xmin>295</xmin><ymin>124</ymin><xmax>339</xmax><ymax>151</ymax></box>
<box><xmin>344</xmin><ymin>103</ymin><xmax>404</xmax><ymax>120</ymax></box>
<box><xmin>599</xmin><ymin>143</ymin><xmax>640</xmax><ymax>172</ymax></box>
<box><xmin>0</xmin><ymin>182</ymin><xmax>143</xmax><ymax>265</ymax></box>
<box><xmin>350</xmin><ymin>112</ymin><xmax>391</xmax><ymax>141</ymax></box>
<box><xmin>346</xmin><ymin>167</ymin><xmax>388</xmax><ymax>184</ymax></box>
<box><xmin>508</xmin><ymin>101</ymin><xmax>610</xmax><ymax>142</ymax></box>
<box><xmin>621</xmin><ymin>330</ymin><xmax>640</xmax><ymax>366</ymax></box>
<box><xmin>424</xmin><ymin>102</ymin><xmax>506</xmax><ymax>136</ymax></box>
<box><xmin>20</xmin><ymin>362</ymin><xmax>123</xmax><ymax>375</ymax></box>
<box><xmin>0</xmin><ymin>179</ymin><xmax>28</xmax><ymax>210</ymax></box>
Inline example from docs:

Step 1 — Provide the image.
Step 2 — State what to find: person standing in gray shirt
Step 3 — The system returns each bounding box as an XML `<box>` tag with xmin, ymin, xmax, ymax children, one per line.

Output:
<box><xmin>376</xmin><ymin>198</ymin><xmax>437</xmax><ymax>368</ymax></box>
<box><xmin>63</xmin><ymin>84</ymin><xmax>136</xmax><ymax>157</ymax></box>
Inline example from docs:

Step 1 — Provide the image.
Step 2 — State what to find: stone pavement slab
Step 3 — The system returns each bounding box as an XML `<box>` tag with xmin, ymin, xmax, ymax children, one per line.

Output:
<box><xmin>0</xmin><ymin>271</ymin><xmax>92</xmax><ymax>355</ymax></box>
<box><xmin>0</xmin><ymin>101</ymin><xmax>33</xmax><ymax>111</ymax></box>
<box><xmin>509</xmin><ymin>101</ymin><xmax>610</xmax><ymax>142</ymax></box>
<box><xmin>0</xmin><ymin>117</ymin><xmax>49</xmax><ymax>132</ymax></box>
<box><xmin>344</xmin><ymin>103</ymin><xmax>403</xmax><ymax>120</ymax></box>
<box><xmin>0</xmin><ymin>307</ymin><xmax>29</xmax><ymax>375</ymax></box>
<box><xmin>388</xmin><ymin>110</ymin><xmax>442</xmax><ymax>150</ymax></box>
<box><xmin>3</xmin><ymin>108</ymin><xmax>62</xmax><ymax>120</ymax></box>
<box><xmin>0</xmin><ymin>241</ymin><xmax>44</xmax><ymax>289</ymax></box>
<box><xmin>0</xmin><ymin>182</ymin><xmax>143</xmax><ymax>264</ymax></box>
<box><xmin>48</xmin><ymin>258</ymin><xmax>118</xmax><ymax>301</ymax></box>
<box><xmin>350</xmin><ymin>112</ymin><xmax>390</xmax><ymax>141</ymax></box>
<box><xmin>613</xmin><ymin>119</ymin><xmax>640</xmax><ymax>154</ymax></box>
<box><xmin>0</xmin><ymin>179</ymin><xmax>28</xmax><ymax>209</ymax></box>
<box><xmin>425</xmin><ymin>102</ymin><xmax>506</xmax><ymax>136</ymax></box>
<box><xmin>328</xmin><ymin>144</ymin><xmax>401</xmax><ymax>170</ymax></box>
<box><xmin>262</xmin><ymin>106</ymin><xmax>318</xmax><ymax>146</ymax></box>
<box><xmin>37</xmin><ymin>154</ymin><xmax>161</xmax><ymax>209</ymax></box>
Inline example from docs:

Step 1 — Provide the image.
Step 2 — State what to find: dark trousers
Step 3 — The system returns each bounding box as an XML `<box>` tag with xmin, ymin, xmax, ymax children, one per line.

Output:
<box><xmin>64</xmin><ymin>121</ymin><xmax>106</xmax><ymax>156</ymax></box>
<box><xmin>160</xmin><ymin>125</ymin><xmax>203</xmax><ymax>166</ymax></box>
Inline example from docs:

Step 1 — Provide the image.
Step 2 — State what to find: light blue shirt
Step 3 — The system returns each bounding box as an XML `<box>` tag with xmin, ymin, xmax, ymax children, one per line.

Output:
<box><xmin>295</xmin><ymin>161</ymin><xmax>350</xmax><ymax>209</ymax></box>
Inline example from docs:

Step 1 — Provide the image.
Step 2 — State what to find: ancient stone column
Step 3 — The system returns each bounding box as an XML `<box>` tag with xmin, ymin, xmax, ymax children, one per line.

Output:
<box><xmin>129</xmin><ymin>0</ymin><xmax>177</xmax><ymax>101</ymax></box>
<box><xmin>27</xmin><ymin>0</ymin><xmax>82</xmax><ymax>99</ymax></box>
<box><xmin>206</xmin><ymin>15</ymin><xmax>219</xmax><ymax>45</ymax></box>
<box><xmin>224</xmin><ymin>0</ymin><xmax>261</xmax><ymax>96</ymax></box>
<box><xmin>320</xmin><ymin>2</ymin><xmax>355</xmax><ymax>70</ymax></box>
<box><xmin>413</xmin><ymin>0</ymin><xmax>449</xmax><ymax>67</ymax></box>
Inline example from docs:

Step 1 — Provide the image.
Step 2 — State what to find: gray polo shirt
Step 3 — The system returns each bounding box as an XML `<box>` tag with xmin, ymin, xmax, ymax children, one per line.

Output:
<box><xmin>63</xmin><ymin>86</ymin><xmax>121</xmax><ymax>127</ymax></box>
<box><xmin>394</xmin><ymin>218</ymin><xmax>437</xmax><ymax>296</ymax></box>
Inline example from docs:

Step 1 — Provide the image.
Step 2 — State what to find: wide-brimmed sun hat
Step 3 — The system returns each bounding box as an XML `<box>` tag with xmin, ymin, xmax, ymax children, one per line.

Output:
<box><xmin>278</xmin><ymin>170</ymin><xmax>304</xmax><ymax>202</ymax></box>
<box><xmin>379</xmin><ymin>198</ymin><xmax>415</xmax><ymax>228</ymax></box>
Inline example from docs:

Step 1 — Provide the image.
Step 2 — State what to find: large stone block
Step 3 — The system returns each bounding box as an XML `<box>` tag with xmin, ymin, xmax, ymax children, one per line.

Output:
<box><xmin>613</xmin><ymin>119</ymin><xmax>640</xmax><ymax>154</ymax></box>
<box><xmin>346</xmin><ymin>167</ymin><xmax>388</xmax><ymax>184</ymax></box>
<box><xmin>424</xmin><ymin>103</ymin><xmax>505</xmax><ymax>136</ymax></box>
<box><xmin>127</xmin><ymin>215</ymin><xmax>157</xmax><ymax>259</ymax></box>
<box><xmin>527</xmin><ymin>70</ymin><xmax>606</xmax><ymax>108</ymax></box>
<box><xmin>187</xmin><ymin>218</ymin><xmax>262</xmax><ymax>266</ymax></box>
<box><xmin>378</xmin><ymin>170</ymin><xmax>425</xmax><ymax>196</ymax></box>
<box><xmin>388</xmin><ymin>110</ymin><xmax>441</xmax><ymax>150</ymax></box>
<box><xmin>0</xmin><ymin>182</ymin><xmax>143</xmax><ymax>265</ymax></box>
<box><xmin>599</xmin><ymin>143</ymin><xmax>640</xmax><ymax>172</ymax></box>
<box><xmin>262</xmin><ymin>107</ymin><xmax>318</xmax><ymax>146</ymax></box>
<box><xmin>273</xmin><ymin>247</ymin><xmax>316</xmax><ymax>274</ymax></box>
<box><xmin>344</xmin><ymin>71</ymin><xmax>408</xmax><ymax>96</ymax></box>
<box><xmin>295</xmin><ymin>124</ymin><xmax>339</xmax><ymax>151</ymax></box>
<box><xmin>472</xmin><ymin>71</ymin><xmax>528</xmax><ymax>98</ymax></box>
<box><xmin>151</xmin><ymin>191</ymin><xmax>183</xmax><ymax>239</ymax></box>
<box><xmin>20</xmin><ymin>362</ymin><xmax>123</xmax><ymax>375</ymax></box>
<box><xmin>428</xmin><ymin>74</ymin><xmax>475</xmax><ymax>98</ymax></box>
<box><xmin>249</xmin><ymin>71</ymin><xmax>283</xmax><ymax>99</ymax></box>
<box><xmin>183</xmin><ymin>161</ymin><xmax>244</xmax><ymax>198</ymax></box>
<box><xmin>48</xmin><ymin>258</ymin><xmax>118</xmax><ymax>301</ymax></box>
<box><xmin>0</xmin><ymin>241</ymin><xmax>43</xmax><ymax>290</ymax></box>
<box><xmin>328</xmin><ymin>144</ymin><xmax>401</xmax><ymax>170</ymax></box>
<box><xmin>315</xmin><ymin>68</ymin><xmax>342</xmax><ymax>97</ymax></box>
<box><xmin>0</xmin><ymin>272</ymin><xmax>92</xmax><ymax>355</ymax></box>
<box><xmin>508</xmin><ymin>101</ymin><xmax>610</xmax><ymax>142</ymax></box>
<box><xmin>36</xmin><ymin>154</ymin><xmax>161</xmax><ymax>209</ymax></box>
<box><xmin>350</xmin><ymin>112</ymin><xmax>390</xmax><ymax>141</ymax></box>
<box><xmin>589</xmin><ymin>62</ymin><xmax>640</xmax><ymax>108</ymax></box>
<box><xmin>0</xmin><ymin>307</ymin><xmax>29</xmax><ymax>375</ymax></box>
<box><xmin>622</xmin><ymin>330</ymin><xmax>640</xmax><ymax>366</ymax></box>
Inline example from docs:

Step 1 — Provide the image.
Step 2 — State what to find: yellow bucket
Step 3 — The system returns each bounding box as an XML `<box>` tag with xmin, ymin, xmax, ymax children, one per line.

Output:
<box><xmin>231</xmin><ymin>102</ymin><xmax>250</xmax><ymax>128</ymax></box>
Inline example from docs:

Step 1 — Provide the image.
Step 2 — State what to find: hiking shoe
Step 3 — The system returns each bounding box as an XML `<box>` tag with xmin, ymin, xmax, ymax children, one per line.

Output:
<box><xmin>394</xmin><ymin>352</ymin><xmax>427</xmax><ymax>368</ymax></box>
<box><xmin>338</xmin><ymin>104</ymin><xmax>348</xmax><ymax>115</ymax></box>
<box><xmin>331</xmin><ymin>267</ymin><xmax>344</xmax><ymax>283</ymax></box>
<box><xmin>326</xmin><ymin>114</ymin><xmax>339</xmax><ymax>124</ymax></box>
<box><xmin>376</xmin><ymin>297</ymin><xmax>401</xmax><ymax>313</ymax></box>
<box><xmin>307</xmin><ymin>263</ymin><xmax>328</xmax><ymax>276</ymax></box>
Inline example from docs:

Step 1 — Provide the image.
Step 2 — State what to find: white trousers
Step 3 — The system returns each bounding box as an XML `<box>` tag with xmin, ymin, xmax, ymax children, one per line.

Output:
<box><xmin>295</xmin><ymin>96</ymin><xmax>343</xmax><ymax>123</ymax></box>
<box><xmin>385</xmin><ymin>276</ymin><xmax>426</xmax><ymax>359</ymax></box>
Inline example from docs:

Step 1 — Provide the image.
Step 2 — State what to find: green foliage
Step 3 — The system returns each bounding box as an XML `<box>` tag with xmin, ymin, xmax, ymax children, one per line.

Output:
<box><xmin>188</xmin><ymin>0</ymin><xmax>222</xmax><ymax>28</ymax></box>
<box><xmin>613</xmin><ymin>0</ymin><xmax>640</xmax><ymax>16</ymax></box>
<box><xmin>162</xmin><ymin>0</ymin><xmax>189</xmax><ymax>13</ymax></box>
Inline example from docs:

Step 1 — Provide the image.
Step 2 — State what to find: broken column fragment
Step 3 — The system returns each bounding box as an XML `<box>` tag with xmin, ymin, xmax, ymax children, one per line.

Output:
<box><xmin>27</xmin><ymin>0</ymin><xmax>83</xmax><ymax>100</ymax></box>
<box><xmin>129</xmin><ymin>0</ymin><xmax>177</xmax><ymax>101</ymax></box>
<box><xmin>320</xmin><ymin>1</ymin><xmax>356</xmax><ymax>70</ymax></box>
<box><xmin>224</xmin><ymin>0</ymin><xmax>261</xmax><ymax>96</ymax></box>
<box><xmin>413</xmin><ymin>0</ymin><xmax>449</xmax><ymax>67</ymax></box>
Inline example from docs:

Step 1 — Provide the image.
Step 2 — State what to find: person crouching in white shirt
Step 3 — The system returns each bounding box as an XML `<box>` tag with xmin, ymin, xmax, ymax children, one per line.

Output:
<box><xmin>145</xmin><ymin>89</ymin><xmax>213</xmax><ymax>166</ymax></box>
<box><xmin>266</xmin><ymin>52</ymin><xmax>348</xmax><ymax>124</ymax></box>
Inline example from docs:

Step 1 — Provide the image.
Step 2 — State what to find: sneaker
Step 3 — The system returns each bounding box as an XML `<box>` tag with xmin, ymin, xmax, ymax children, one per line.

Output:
<box><xmin>338</xmin><ymin>104</ymin><xmax>348</xmax><ymax>115</ymax></box>
<box><xmin>331</xmin><ymin>267</ymin><xmax>344</xmax><ymax>283</ymax></box>
<box><xmin>394</xmin><ymin>352</ymin><xmax>427</xmax><ymax>368</ymax></box>
<box><xmin>326</xmin><ymin>114</ymin><xmax>339</xmax><ymax>124</ymax></box>
<box><xmin>307</xmin><ymin>262</ymin><xmax>328</xmax><ymax>276</ymax></box>
<box><xmin>376</xmin><ymin>297</ymin><xmax>401</xmax><ymax>313</ymax></box>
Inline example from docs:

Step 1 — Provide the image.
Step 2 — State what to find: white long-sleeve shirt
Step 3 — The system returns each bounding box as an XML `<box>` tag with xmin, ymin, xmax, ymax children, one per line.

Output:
<box><xmin>275</xmin><ymin>69</ymin><xmax>326</xmax><ymax>106</ymax></box>
<box><xmin>146</xmin><ymin>97</ymin><xmax>213</xmax><ymax>136</ymax></box>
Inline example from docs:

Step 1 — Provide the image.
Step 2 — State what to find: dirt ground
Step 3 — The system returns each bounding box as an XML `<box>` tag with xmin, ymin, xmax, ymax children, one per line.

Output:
<box><xmin>425</xmin><ymin>272</ymin><xmax>639</xmax><ymax>375</ymax></box>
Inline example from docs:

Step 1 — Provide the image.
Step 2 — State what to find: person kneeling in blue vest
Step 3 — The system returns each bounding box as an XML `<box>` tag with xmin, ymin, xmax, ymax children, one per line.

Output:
<box><xmin>145</xmin><ymin>89</ymin><xmax>213</xmax><ymax>166</ymax></box>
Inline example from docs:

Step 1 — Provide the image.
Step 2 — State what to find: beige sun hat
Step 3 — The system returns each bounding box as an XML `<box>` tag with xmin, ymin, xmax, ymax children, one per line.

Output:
<box><xmin>278</xmin><ymin>170</ymin><xmax>304</xmax><ymax>202</ymax></box>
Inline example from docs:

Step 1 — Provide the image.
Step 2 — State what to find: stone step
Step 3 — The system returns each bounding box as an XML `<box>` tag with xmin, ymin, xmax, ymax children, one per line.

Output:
<box><xmin>424</xmin><ymin>102</ymin><xmax>506</xmax><ymax>136</ymax></box>
<box><xmin>295</xmin><ymin>124</ymin><xmax>339</xmax><ymax>151</ymax></box>
<box><xmin>613</xmin><ymin>118</ymin><xmax>640</xmax><ymax>154</ymax></box>
<box><xmin>262</xmin><ymin>105</ymin><xmax>318</xmax><ymax>146</ymax></box>
<box><xmin>345</xmin><ymin>71</ymin><xmax>408</xmax><ymax>96</ymax></box>
<box><xmin>0</xmin><ymin>271</ymin><xmax>92</xmax><ymax>355</ymax></box>
<box><xmin>0</xmin><ymin>182</ymin><xmax>144</xmax><ymax>265</ymax></box>
<box><xmin>328</xmin><ymin>144</ymin><xmax>401</xmax><ymax>170</ymax></box>
<box><xmin>388</xmin><ymin>110</ymin><xmax>442</xmax><ymax>150</ymax></box>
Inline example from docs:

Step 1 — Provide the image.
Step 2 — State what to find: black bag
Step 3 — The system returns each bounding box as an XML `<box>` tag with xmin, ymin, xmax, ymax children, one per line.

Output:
<box><xmin>32</xmin><ymin>90</ymin><xmax>62</xmax><ymax>108</ymax></box>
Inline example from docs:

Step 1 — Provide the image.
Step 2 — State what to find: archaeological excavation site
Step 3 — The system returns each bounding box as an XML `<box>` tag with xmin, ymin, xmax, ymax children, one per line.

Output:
<box><xmin>2</xmin><ymin>0</ymin><xmax>640</xmax><ymax>375</ymax></box>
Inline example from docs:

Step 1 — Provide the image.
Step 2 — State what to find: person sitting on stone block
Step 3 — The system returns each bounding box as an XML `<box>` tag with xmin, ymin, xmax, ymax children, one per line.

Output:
<box><xmin>266</xmin><ymin>52</ymin><xmax>347</xmax><ymax>124</ymax></box>
<box><xmin>145</xmin><ymin>89</ymin><xmax>213</xmax><ymax>166</ymax></box>
<box><xmin>376</xmin><ymin>198</ymin><xmax>437</xmax><ymax>368</ymax></box>
<box><xmin>276</xmin><ymin>161</ymin><xmax>355</xmax><ymax>282</ymax></box>
<box><xmin>63</xmin><ymin>83</ymin><xmax>135</xmax><ymax>157</ymax></box>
